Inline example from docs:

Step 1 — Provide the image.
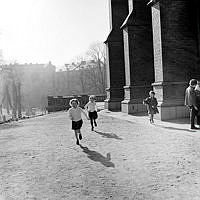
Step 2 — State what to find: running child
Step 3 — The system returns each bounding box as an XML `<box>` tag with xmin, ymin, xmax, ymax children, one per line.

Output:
<box><xmin>84</xmin><ymin>95</ymin><xmax>98</xmax><ymax>131</ymax></box>
<box><xmin>68</xmin><ymin>98</ymin><xmax>89</xmax><ymax>145</ymax></box>
<box><xmin>143</xmin><ymin>91</ymin><xmax>159</xmax><ymax>123</ymax></box>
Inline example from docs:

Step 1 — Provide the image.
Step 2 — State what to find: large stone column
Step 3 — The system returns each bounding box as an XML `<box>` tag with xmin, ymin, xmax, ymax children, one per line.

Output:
<box><xmin>150</xmin><ymin>0</ymin><xmax>200</xmax><ymax>120</ymax></box>
<box><xmin>104</xmin><ymin>0</ymin><xmax>129</xmax><ymax>111</ymax></box>
<box><xmin>121</xmin><ymin>0</ymin><xmax>154</xmax><ymax>114</ymax></box>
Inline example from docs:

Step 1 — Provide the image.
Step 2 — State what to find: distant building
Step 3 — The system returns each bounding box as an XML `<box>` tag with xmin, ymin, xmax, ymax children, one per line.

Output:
<box><xmin>65</xmin><ymin>60</ymin><xmax>97</xmax><ymax>71</ymax></box>
<box><xmin>0</xmin><ymin>62</ymin><xmax>57</xmax><ymax>111</ymax></box>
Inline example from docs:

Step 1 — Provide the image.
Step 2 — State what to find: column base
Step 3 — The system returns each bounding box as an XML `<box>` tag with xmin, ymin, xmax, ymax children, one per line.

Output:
<box><xmin>152</xmin><ymin>81</ymin><xmax>189</xmax><ymax>120</ymax></box>
<box><xmin>121</xmin><ymin>100</ymin><xmax>146</xmax><ymax>114</ymax></box>
<box><xmin>104</xmin><ymin>99</ymin><xmax>122</xmax><ymax>111</ymax></box>
<box><xmin>104</xmin><ymin>87</ymin><xmax>124</xmax><ymax>111</ymax></box>
<box><xmin>154</xmin><ymin>104</ymin><xmax>189</xmax><ymax>121</ymax></box>
<box><xmin>121</xmin><ymin>85</ymin><xmax>152</xmax><ymax>114</ymax></box>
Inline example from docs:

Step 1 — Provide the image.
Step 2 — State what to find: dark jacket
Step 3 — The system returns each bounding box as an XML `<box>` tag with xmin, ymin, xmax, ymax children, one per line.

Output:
<box><xmin>143</xmin><ymin>97</ymin><xmax>159</xmax><ymax>114</ymax></box>
<box><xmin>195</xmin><ymin>89</ymin><xmax>200</xmax><ymax>107</ymax></box>
<box><xmin>185</xmin><ymin>86</ymin><xmax>197</xmax><ymax>107</ymax></box>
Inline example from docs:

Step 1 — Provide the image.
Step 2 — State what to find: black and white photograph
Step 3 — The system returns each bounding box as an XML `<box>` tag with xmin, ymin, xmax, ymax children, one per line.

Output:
<box><xmin>0</xmin><ymin>0</ymin><xmax>200</xmax><ymax>199</ymax></box>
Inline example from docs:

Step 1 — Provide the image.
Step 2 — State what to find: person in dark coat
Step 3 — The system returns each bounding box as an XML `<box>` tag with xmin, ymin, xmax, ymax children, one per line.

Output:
<box><xmin>185</xmin><ymin>79</ymin><xmax>198</xmax><ymax>129</ymax></box>
<box><xmin>195</xmin><ymin>81</ymin><xmax>200</xmax><ymax>127</ymax></box>
<box><xmin>143</xmin><ymin>91</ymin><xmax>159</xmax><ymax>124</ymax></box>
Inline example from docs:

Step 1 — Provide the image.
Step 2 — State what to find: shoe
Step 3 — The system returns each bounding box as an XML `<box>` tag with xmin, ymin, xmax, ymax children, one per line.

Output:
<box><xmin>76</xmin><ymin>140</ymin><xmax>79</xmax><ymax>145</ymax></box>
<box><xmin>79</xmin><ymin>134</ymin><xmax>82</xmax><ymax>140</ymax></box>
<box><xmin>94</xmin><ymin>121</ymin><xmax>97</xmax><ymax>127</ymax></box>
<box><xmin>91</xmin><ymin>127</ymin><xmax>94</xmax><ymax>131</ymax></box>
<box><xmin>191</xmin><ymin>126</ymin><xmax>198</xmax><ymax>130</ymax></box>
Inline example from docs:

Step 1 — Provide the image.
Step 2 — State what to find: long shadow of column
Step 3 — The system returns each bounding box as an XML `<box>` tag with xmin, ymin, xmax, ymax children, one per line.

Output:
<box><xmin>79</xmin><ymin>145</ymin><xmax>115</xmax><ymax>168</ymax></box>
<box><xmin>154</xmin><ymin>124</ymin><xmax>196</xmax><ymax>133</ymax></box>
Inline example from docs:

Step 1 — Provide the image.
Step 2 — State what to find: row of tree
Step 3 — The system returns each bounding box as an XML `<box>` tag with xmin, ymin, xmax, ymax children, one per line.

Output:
<box><xmin>0</xmin><ymin>42</ymin><xmax>107</xmax><ymax>118</ymax></box>
<box><xmin>64</xmin><ymin>42</ymin><xmax>107</xmax><ymax>95</ymax></box>
<box><xmin>0</xmin><ymin>65</ymin><xmax>22</xmax><ymax>119</ymax></box>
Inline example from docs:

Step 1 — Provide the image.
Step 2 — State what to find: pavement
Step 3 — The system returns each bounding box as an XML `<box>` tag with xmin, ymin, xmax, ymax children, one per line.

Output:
<box><xmin>0</xmin><ymin>109</ymin><xmax>200</xmax><ymax>200</ymax></box>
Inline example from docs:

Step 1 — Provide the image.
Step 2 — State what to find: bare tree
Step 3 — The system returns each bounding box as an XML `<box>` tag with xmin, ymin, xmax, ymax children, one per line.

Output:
<box><xmin>86</xmin><ymin>42</ymin><xmax>106</xmax><ymax>94</ymax></box>
<box><xmin>61</xmin><ymin>42</ymin><xmax>107</xmax><ymax>95</ymax></box>
<box><xmin>71</xmin><ymin>56</ymin><xmax>88</xmax><ymax>94</ymax></box>
<box><xmin>0</xmin><ymin>64</ymin><xmax>23</xmax><ymax>120</ymax></box>
<box><xmin>12</xmin><ymin>64</ymin><xmax>23</xmax><ymax>118</ymax></box>
<box><xmin>0</xmin><ymin>66</ymin><xmax>14</xmax><ymax>117</ymax></box>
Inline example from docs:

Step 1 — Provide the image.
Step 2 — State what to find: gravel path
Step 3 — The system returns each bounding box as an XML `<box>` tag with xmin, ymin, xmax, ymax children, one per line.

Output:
<box><xmin>0</xmin><ymin>111</ymin><xmax>200</xmax><ymax>200</ymax></box>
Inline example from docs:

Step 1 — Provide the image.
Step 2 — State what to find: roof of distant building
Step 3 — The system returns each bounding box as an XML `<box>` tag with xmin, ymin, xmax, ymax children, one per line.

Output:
<box><xmin>64</xmin><ymin>60</ymin><xmax>97</xmax><ymax>71</ymax></box>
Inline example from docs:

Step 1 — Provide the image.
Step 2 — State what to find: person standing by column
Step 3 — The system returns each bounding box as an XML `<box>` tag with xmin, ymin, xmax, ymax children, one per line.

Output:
<box><xmin>185</xmin><ymin>79</ymin><xmax>198</xmax><ymax>129</ymax></box>
<box><xmin>195</xmin><ymin>81</ymin><xmax>200</xmax><ymax>128</ymax></box>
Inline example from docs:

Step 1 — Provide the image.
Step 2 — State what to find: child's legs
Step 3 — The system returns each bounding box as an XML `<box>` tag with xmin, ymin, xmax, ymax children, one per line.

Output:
<box><xmin>74</xmin><ymin>130</ymin><xmax>79</xmax><ymax>140</ymax></box>
<box><xmin>77</xmin><ymin>129</ymin><xmax>81</xmax><ymax>134</ymax></box>
<box><xmin>94</xmin><ymin>118</ymin><xmax>97</xmax><ymax>126</ymax></box>
<box><xmin>90</xmin><ymin>118</ymin><xmax>94</xmax><ymax>127</ymax></box>
<box><xmin>149</xmin><ymin>113</ymin><xmax>153</xmax><ymax>120</ymax></box>
<box><xmin>88</xmin><ymin>112</ymin><xmax>93</xmax><ymax>127</ymax></box>
<box><xmin>94</xmin><ymin>111</ymin><xmax>98</xmax><ymax>123</ymax></box>
<box><xmin>151</xmin><ymin>113</ymin><xmax>154</xmax><ymax>121</ymax></box>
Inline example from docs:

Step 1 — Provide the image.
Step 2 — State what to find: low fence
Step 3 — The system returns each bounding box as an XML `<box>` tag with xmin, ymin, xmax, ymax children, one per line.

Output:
<box><xmin>0</xmin><ymin>108</ymin><xmax>46</xmax><ymax>123</ymax></box>
<box><xmin>95</xmin><ymin>94</ymin><xmax>107</xmax><ymax>102</ymax></box>
<box><xmin>46</xmin><ymin>94</ymin><xmax>106</xmax><ymax>113</ymax></box>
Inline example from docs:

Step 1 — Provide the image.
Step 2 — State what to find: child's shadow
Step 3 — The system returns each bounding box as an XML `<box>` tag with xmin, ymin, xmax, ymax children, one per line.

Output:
<box><xmin>79</xmin><ymin>145</ymin><xmax>115</xmax><ymax>168</ymax></box>
<box><xmin>94</xmin><ymin>131</ymin><xmax>123</xmax><ymax>140</ymax></box>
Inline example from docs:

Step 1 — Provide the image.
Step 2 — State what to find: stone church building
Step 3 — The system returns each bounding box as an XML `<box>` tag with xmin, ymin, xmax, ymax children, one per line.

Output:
<box><xmin>105</xmin><ymin>0</ymin><xmax>200</xmax><ymax>120</ymax></box>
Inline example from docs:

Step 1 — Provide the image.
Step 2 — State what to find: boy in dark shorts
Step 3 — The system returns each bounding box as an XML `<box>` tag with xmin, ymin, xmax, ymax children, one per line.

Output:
<box><xmin>84</xmin><ymin>95</ymin><xmax>98</xmax><ymax>131</ymax></box>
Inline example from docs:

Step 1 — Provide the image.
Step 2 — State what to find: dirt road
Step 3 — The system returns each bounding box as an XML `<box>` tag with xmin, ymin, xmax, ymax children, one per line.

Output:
<box><xmin>0</xmin><ymin>111</ymin><xmax>200</xmax><ymax>200</ymax></box>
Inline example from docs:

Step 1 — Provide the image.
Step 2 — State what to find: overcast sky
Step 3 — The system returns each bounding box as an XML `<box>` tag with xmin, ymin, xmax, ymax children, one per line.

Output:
<box><xmin>0</xmin><ymin>0</ymin><xmax>109</xmax><ymax>68</ymax></box>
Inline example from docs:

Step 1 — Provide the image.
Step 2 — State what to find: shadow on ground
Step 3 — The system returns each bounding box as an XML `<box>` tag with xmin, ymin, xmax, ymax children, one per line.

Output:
<box><xmin>130</xmin><ymin>112</ymin><xmax>148</xmax><ymax>117</ymax></box>
<box><xmin>94</xmin><ymin>130</ymin><xmax>122</xmax><ymax>140</ymax></box>
<box><xmin>79</xmin><ymin>145</ymin><xmax>115</xmax><ymax>168</ymax></box>
<box><xmin>165</xmin><ymin>118</ymin><xmax>190</xmax><ymax>125</ymax></box>
<box><xmin>154</xmin><ymin>124</ymin><xmax>196</xmax><ymax>133</ymax></box>
<box><xmin>0</xmin><ymin>123</ymin><xmax>22</xmax><ymax>130</ymax></box>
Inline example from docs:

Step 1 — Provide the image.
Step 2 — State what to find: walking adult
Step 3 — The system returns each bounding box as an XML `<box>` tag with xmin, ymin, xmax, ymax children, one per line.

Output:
<box><xmin>185</xmin><ymin>79</ymin><xmax>198</xmax><ymax>129</ymax></box>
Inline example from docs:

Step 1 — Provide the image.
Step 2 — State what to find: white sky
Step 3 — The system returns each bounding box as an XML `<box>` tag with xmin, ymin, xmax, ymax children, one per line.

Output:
<box><xmin>0</xmin><ymin>0</ymin><xmax>109</xmax><ymax>68</ymax></box>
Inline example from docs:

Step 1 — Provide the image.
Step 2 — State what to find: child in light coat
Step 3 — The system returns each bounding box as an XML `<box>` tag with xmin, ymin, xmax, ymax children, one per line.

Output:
<box><xmin>68</xmin><ymin>99</ymin><xmax>89</xmax><ymax>145</ymax></box>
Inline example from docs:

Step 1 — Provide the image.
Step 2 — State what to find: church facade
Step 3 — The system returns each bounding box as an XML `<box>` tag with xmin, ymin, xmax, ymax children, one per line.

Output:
<box><xmin>105</xmin><ymin>0</ymin><xmax>200</xmax><ymax>120</ymax></box>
